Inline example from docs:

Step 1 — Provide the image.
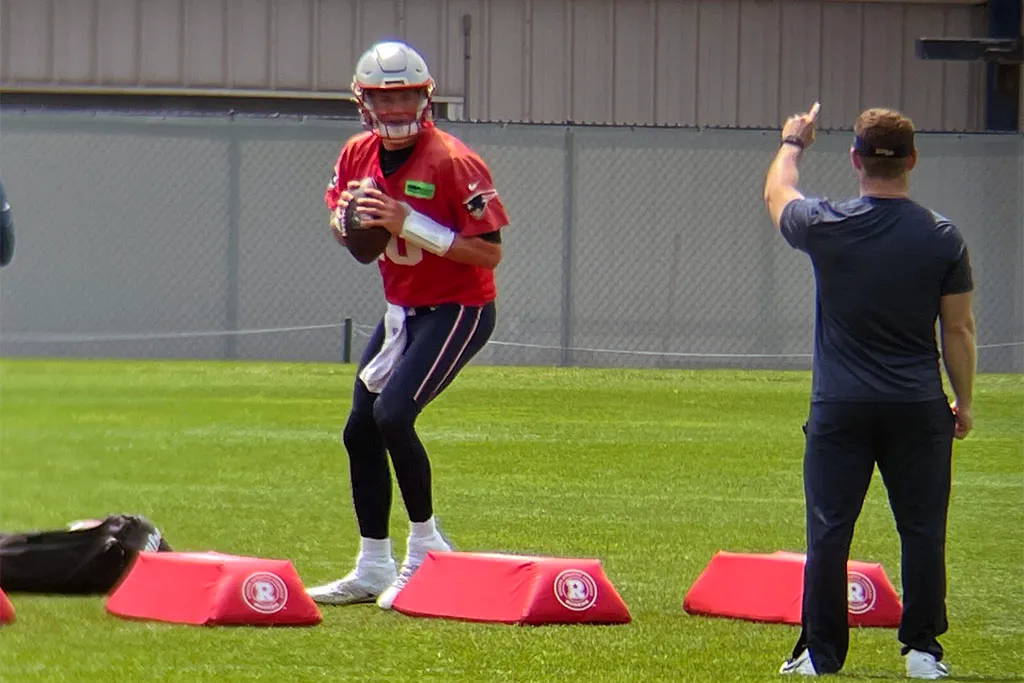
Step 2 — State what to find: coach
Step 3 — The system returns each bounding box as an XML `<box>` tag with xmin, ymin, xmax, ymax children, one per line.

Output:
<box><xmin>764</xmin><ymin>104</ymin><xmax>976</xmax><ymax>680</ymax></box>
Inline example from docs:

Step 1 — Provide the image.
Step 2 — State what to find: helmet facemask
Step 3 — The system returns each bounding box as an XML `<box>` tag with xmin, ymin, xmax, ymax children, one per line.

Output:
<box><xmin>355</xmin><ymin>85</ymin><xmax>433</xmax><ymax>145</ymax></box>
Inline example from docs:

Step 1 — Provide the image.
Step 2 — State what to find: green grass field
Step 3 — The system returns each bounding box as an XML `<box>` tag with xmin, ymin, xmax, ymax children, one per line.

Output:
<box><xmin>0</xmin><ymin>359</ymin><xmax>1021</xmax><ymax>682</ymax></box>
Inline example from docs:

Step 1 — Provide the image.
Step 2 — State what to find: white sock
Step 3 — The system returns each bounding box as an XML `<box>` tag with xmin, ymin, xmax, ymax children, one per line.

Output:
<box><xmin>409</xmin><ymin>517</ymin><xmax>437</xmax><ymax>541</ymax></box>
<box><xmin>356</xmin><ymin>537</ymin><xmax>393</xmax><ymax>569</ymax></box>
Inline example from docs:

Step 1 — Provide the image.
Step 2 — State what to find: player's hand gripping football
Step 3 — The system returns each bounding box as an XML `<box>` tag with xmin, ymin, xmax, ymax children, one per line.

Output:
<box><xmin>782</xmin><ymin>102</ymin><xmax>821</xmax><ymax>149</ymax></box>
<box><xmin>330</xmin><ymin>180</ymin><xmax>364</xmax><ymax>239</ymax></box>
<box><xmin>356</xmin><ymin>189</ymin><xmax>411</xmax><ymax>236</ymax></box>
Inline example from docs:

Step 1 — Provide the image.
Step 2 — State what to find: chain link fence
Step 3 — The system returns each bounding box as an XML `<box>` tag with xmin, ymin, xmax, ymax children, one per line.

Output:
<box><xmin>0</xmin><ymin>111</ymin><xmax>1020</xmax><ymax>372</ymax></box>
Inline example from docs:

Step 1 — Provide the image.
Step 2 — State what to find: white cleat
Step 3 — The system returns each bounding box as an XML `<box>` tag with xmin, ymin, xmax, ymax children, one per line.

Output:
<box><xmin>779</xmin><ymin>649</ymin><xmax>817</xmax><ymax>676</ymax></box>
<box><xmin>905</xmin><ymin>651</ymin><xmax>949</xmax><ymax>680</ymax></box>
<box><xmin>306</xmin><ymin>565</ymin><xmax>396</xmax><ymax>606</ymax></box>
<box><xmin>376</xmin><ymin>532</ymin><xmax>453</xmax><ymax>611</ymax></box>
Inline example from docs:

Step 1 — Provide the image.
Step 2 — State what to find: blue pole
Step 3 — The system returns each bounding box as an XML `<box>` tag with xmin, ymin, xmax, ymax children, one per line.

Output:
<box><xmin>985</xmin><ymin>0</ymin><xmax>1022</xmax><ymax>131</ymax></box>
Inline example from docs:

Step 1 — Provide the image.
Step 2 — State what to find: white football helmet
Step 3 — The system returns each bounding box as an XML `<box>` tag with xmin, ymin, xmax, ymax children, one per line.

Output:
<box><xmin>352</xmin><ymin>41</ymin><xmax>435</xmax><ymax>144</ymax></box>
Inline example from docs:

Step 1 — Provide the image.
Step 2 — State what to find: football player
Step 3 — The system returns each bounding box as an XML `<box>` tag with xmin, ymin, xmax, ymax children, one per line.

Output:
<box><xmin>308</xmin><ymin>41</ymin><xmax>510</xmax><ymax>610</ymax></box>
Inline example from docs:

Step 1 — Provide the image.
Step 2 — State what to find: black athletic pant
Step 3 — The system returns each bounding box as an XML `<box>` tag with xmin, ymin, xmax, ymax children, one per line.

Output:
<box><xmin>343</xmin><ymin>302</ymin><xmax>496</xmax><ymax>540</ymax></box>
<box><xmin>791</xmin><ymin>398</ymin><xmax>954</xmax><ymax>673</ymax></box>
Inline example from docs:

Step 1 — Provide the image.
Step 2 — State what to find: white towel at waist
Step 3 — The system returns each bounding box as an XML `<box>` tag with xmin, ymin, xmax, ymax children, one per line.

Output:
<box><xmin>358</xmin><ymin>303</ymin><xmax>408</xmax><ymax>393</ymax></box>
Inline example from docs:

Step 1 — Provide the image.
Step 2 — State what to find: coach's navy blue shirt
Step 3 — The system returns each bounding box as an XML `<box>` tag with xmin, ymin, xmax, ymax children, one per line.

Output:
<box><xmin>780</xmin><ymin>196</ymin><xmax>973</xmax><ymax>403</ymax></box>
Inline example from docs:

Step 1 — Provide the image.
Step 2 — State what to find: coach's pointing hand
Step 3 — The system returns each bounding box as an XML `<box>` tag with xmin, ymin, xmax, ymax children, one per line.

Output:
<box><xmin>782</xmin><ymin>102</ymin><xmax>821</xmax><ymax>149</ymax></box>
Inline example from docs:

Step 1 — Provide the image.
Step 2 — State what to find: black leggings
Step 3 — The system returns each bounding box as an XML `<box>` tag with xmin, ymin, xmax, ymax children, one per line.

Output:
<box><xmin>343</xmin><ymin>302</ymin><xmax>496</xmax><ymax>539</ymax></box>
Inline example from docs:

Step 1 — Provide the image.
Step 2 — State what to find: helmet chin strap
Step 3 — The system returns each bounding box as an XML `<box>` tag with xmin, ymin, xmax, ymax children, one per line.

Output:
<box><xmin>365</xmin><ymin>98</ymin><xmax>430</xmax><ymax>144</ymax></box>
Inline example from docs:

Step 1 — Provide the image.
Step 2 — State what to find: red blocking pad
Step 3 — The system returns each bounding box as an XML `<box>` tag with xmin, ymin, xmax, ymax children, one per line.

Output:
<box><xmin>391</xmin><ymin>551</ymin><xmax>631</xmax><ymax>625</ymax></box>
<box><xmin>105</xmin><ymin>551</ymin><xmax>321</xmax><ymax>626</ymax></box>
<box><xmin>0</xmin><ymin>588</ymin><xmax>15</xmax><ymax>625</ymax></box>
<box><xmin>682</xmin><ymin>550</ymin><xmax>901</xmax><ymax>627</ymax></box>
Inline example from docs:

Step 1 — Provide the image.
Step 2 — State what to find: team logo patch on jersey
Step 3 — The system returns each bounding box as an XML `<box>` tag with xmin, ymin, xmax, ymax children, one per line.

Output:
<box><xmin>464</xmin><ymin>187</ymin><xmax>498</xmax><ymax>220</ymax></box>
<box><xmin>404</xmin><ymin>180</ymin><xmax>435</xmax><ymax>199</ymax></box>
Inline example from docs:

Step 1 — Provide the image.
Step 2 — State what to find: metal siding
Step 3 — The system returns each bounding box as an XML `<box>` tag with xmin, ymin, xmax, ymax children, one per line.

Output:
<box><xmin>315</xmin><ymin>0</ymin><xmax>357</xmax><ymax>91</ymax></box>
<box><xmin>360</xmin><ymin>0</ymin><xmax>401</xmax><ymax>57</ymax></box>
<box><xmin>571</xmin><ymin>0</ymin><xmax>614</xmax><ymax>123</ymax></box>
<box><xmin>485</xmin><ymin>0</ymin><xmax>527</xmax><ymax>121</ymax></box>
<box><xmin>612</xmin><ymin>0</ymin><xmax>656</xmax><ymax>126</ymax></box>
<box><xmin>696</xmin><ymin>0</ymin><xmax>741</xmax><ymax>127</ymax></box>
<box><xmin>227</xmin><ymin>0</ymin><xmax>271</xmax><ymax>88</ymax></box>
<box><xmin>940</xmin><ymin>5</ymin><xmax>985</xmax><ymax>130</ymax></box>
<box><xmin>434</xmin><ymin>0</ymin><xmax>472</xmax><ymax>116</ymax></box>
<box><xmin>96</xmin><ymin>0</ymin><xmax>139</xmax><ymax>84</ymax></box>
<box><xmin>737</xmin><ymin>0</ymin><xmax>781</xmax><ymax>129</ymax></box>
<box><xmin>654</xmin><ymin>0</ymin><xmax>700</xmax><ymax>125</ymax></box>
<box><xmin>272</xmin><ymin>0</ymin><xmax>315</xmax><ymax>90</ymax></box>
<box><xmin>0</xmin><ymin>0</ymin><xmax>992</xmax><ymax>130</ymax></box>
<box><xmin>861</xmin><ymin>3</ymin><xmax>906</xmax><ymax>112</ymax></box>
<box><xmin>403</xmin><ymin>0</ymin><xmax>445</xmax><ymax>95</ymax></box>
<box><xmin>778</xmin><ymin>1</ymin><xmax>822</xmax><ymax>120</ymax></box>
<box><xmin>900</xmin><ymin>4</ymin><xmax>947</xmax><ymax>130</ymax></box>
<box><xmin>139</xmin><ymin>0</ymin><xmax>184</xmax><ymax>85</ymax></box>
<box><xmin>819</xmin><ymin>3</ymin><xmax>864</xmax><ymax>130</ymax></box>
<box><xmin>53</xmin><ymin>0</ymin><xmax>97</xmax><ymax>83</ymax></box>
<box><xmin>5</xmin><ymin>0</ymin><xmax>53</xmax><ymax>82</ymax></box>
<box><xmin>183</xmin><ymin>0</ymin><xmax>226</xmax><ymax>86</ymax></box>
<box><xmin>528</xmin><ymin>0</ymin><xmax>571</xmax><ymax>123</ymax></box>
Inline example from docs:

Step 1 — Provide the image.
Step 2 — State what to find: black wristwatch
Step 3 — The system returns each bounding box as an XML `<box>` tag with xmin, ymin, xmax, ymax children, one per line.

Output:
<box><xmin>782</xmin><ymin>136</ymin><xmax>805</xmax><ymax>149</ymax></box>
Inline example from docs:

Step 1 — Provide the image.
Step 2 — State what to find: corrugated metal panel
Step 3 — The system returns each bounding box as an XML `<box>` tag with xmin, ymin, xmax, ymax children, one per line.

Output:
<box><xmin>779</xmin><ymin>1</ymin><xmax>822</xmax><ymax>125</ymax></box>
<box><xmin>183</xmin><ymin>0</ymin><xmax>226</xmax><ymax>86</ymax></box>
<box><xmin>0</xmin><ymin>0</ymin><xmax>991</xmax><ymax>130</ymax></box>
<box><xmin>484</xmin><ymin>0</ymin><xmax>527</xmax><ymax>121</ymax></box>
<box><xmin>654</xmin><ymin>0</ymin><xmax>700</xmax><ymax>125</ymax></box>
<box><xmin>97</xmin><ymin>0</ymin><xmax>139</xmax><ymax>84</ymax></box>
<box><xmin>140</xmin><ymin>0</ymin><xmax>184</xmax><ymax>85</ymax></box>
<box><xmin>527</xmin><ymin>1</ymin><xmax>571</xmax><ymax>122</ymax></box>
<box><xmin>53</xmin><ymin>0</ymin><xmax>95</xmax><ymax>84</ymax></box>
<box><xmin>737</xmin><ymin>0</ymin><xmax>780</xmax><ymax>129</ymax></box>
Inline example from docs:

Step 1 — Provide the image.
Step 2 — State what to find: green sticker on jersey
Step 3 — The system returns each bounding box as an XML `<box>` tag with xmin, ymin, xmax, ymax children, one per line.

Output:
<box><xmin>404</xmin><ymin>180</ymin><xmax>435</xmax><ymax>199</ymax></box>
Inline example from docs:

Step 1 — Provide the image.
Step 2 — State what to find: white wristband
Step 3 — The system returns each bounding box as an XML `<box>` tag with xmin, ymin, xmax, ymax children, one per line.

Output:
<box><xmin>399</xmin><ymin>206</ymin><xmax>456</xmax><ymax>256</ymax></box>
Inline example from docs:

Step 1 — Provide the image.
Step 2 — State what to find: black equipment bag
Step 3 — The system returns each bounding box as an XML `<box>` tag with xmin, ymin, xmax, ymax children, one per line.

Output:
<box><xmin>0</xmin><ymin>514</ymin><xmax>172</xmax><ymax>594</ymax></box>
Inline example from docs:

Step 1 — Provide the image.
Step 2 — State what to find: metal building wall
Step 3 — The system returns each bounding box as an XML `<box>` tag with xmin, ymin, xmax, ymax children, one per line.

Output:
<box><xmin>1</xmin><ymin>0</ymin><xmax>988</xmax><ymax>130</ymax></box>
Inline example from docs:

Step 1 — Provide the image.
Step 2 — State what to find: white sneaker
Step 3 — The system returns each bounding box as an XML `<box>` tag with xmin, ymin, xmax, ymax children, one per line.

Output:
<box><xmin>779</xmin><ymin>649</ymin><xmax>817</xmax><ymax>676</ymax></box>
<box><xmin>376</xmin><ymin>532</ymin><xmax>452</xmax><ymax>610</ymax></box>
<box><xmin>905</xmin><ymin>650</ymin><xmax>949</xmax><ymax>680</ymax></box>
<box><xmin>306</xmin><ymin>563</ymin><xmax>397</xmax><ymax>606</ymax></box>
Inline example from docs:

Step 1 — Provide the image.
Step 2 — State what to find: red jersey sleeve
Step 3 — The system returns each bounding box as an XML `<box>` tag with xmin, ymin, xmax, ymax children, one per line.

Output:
<box><xmin>446</xmin><ymin>154</ymin><xmax>510</xmax><ymax>238</ymax></box>
<box><xmin>324</xmin><ymin>149</ymin><xmax>345</xmax><ymax>212</ymax></box>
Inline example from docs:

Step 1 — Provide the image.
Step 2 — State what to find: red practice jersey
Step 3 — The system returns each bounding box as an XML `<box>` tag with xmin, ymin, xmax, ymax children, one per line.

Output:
<box><xmin>325</xmin><ymin>125</ymin><xmax>510</xmax><ymax>308</ymax></box>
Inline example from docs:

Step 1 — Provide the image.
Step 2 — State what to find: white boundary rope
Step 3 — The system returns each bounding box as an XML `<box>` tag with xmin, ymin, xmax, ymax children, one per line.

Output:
<box><xmin>1</xmin><ymin>322</ymin><xmax>1020</xmax><ymax>360</ymax></box>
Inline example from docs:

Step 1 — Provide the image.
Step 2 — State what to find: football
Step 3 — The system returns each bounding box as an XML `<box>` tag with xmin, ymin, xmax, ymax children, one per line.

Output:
<box><xmin>341</xmin><ymin>177</ymin><xmax>391</xmax><ymax>264</ymax></box>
